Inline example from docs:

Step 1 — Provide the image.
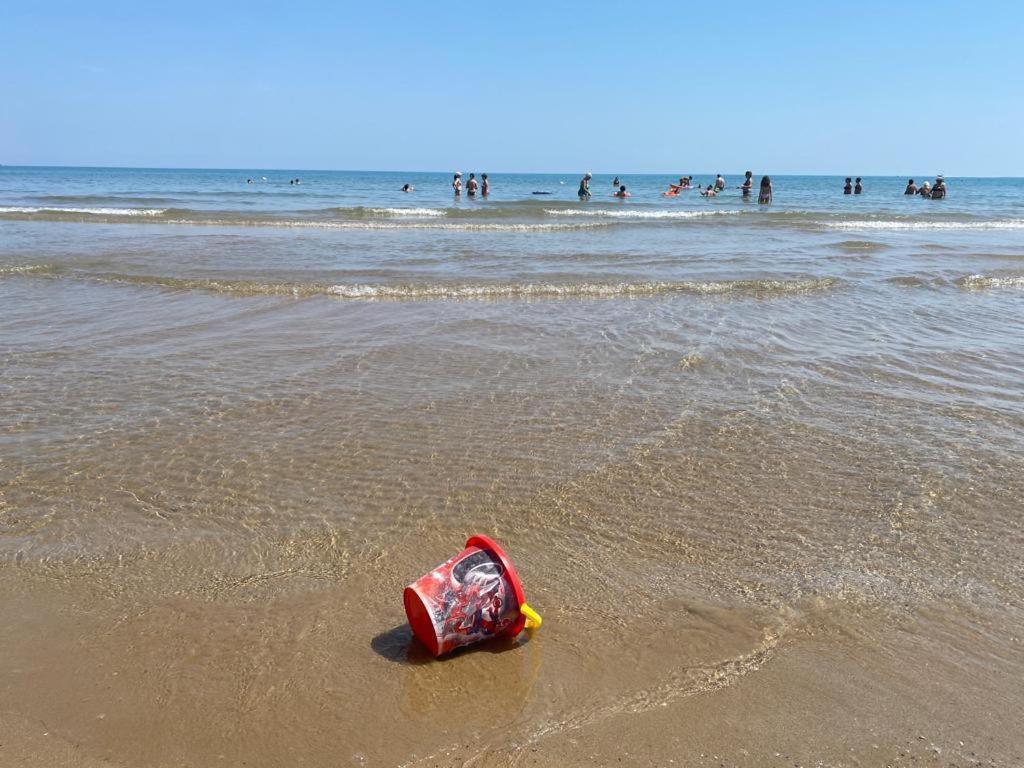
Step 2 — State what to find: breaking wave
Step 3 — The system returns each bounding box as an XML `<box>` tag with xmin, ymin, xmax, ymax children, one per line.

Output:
<box><xmin>824</xmin><ymin>219</ymin><xmax>1024</xmax><ymax>230</ymax></box>
<box><xmin>2</xmin><ymin>268</ymin><xmax>841</xmax><ymax>301</ymax></box>
<box><xmin>956</xmin><ymin>273</ymin><xmax>1024</xmax><ymax>290</ymax></box>
<box><xmin>543</xmin><ymin>208</ymin><xmax>745</xmax><ymax>219</ymax></box>
<box><xmin>0</xmin><ymin>205</ymin><xmax>167</xmax><ymax>216</ymax></box>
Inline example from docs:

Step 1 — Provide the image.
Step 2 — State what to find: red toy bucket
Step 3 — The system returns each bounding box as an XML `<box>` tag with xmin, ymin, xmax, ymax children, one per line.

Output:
<box><xmin>403</xmin><ymin>534</ymin><xmax>542</xmax><ymax>657</ymax></box>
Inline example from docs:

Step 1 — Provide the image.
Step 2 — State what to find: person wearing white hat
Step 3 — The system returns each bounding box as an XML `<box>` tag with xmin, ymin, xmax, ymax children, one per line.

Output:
<box><xmin>577</xmin><ymin>172</ymin><xmax>592</xmax><ymax>199</ymax></box>
<box><xmin>452</xmin><ymin>172</ymin><xmax>462</xmax><ymax>196</ymax></box>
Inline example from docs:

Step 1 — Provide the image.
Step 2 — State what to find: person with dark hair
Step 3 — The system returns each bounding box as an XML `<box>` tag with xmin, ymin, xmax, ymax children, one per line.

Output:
<box><xmin>758</xmin><ymin>175</ymin><xmax>773</xmax><ymax>204</ymax></box>
<box><xmin>467</xmin><ymin>173</ymin><xmax>479</xmax><ymax>196</ymax></box>
<box><xmin>843</xmin><ymin>177</ymin><xmax>853</xmax><ymax>195</ymax></box>
<box><xmin>714</xmin><ymin>174</ymin><xmax>726</xmax><ymax>191</ymax></box>
<box><xmin>401</xmin><ymin>183</ymin><xmax>414</xmax><ymax>192</ymax></box>
<box><xmin>904</xmin><ymin>179</ymin><xmax>917</xmax><ymax>195</ymax></box>
<box><xmin>481</xmin><ymin>174</ymin><xmax>490</xmax><ymax>196</ymax></box>
<box><xmin>701</xmin><ymin>184</ymin><xmax>717</xmax><ymax>198</ymax></box>
<box><xmin>854</xmin><ymin>177</ymin><xmax>863</xmax><ymax>194</ymax></box>
<box><xmin>578</xmin><ymin>172</ymin><xmax>593</xmax><ymax>199</ymax></box>
<box><xmin>613</xmin><ymin>184</ymin><xmax>630</xmax><ymax>198</ymax></box>
<box><xmin>740</xmin><ymin>171</ymin><xmax>754</xmax><ymax>197</ymax></box>
<box><xmin>452</xmin><ymin>172</ymin><xmax>463</xmax><ymax>196</ymax></box>
<box><xmin>612</xmin><ymin>176</ymin><xmax>620</xmax><ymax>187</ymax></box>
<box><xmin>930</xmin><ymin>176</ymin><xmax>947</xmax><ymax>199</ymax></box>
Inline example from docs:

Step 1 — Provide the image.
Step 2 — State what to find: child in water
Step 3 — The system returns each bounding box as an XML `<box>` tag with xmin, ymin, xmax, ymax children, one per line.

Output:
<box><xmin>758</xmin><ymin>176</ymin><xmax>773</xmax><ymax>204</ymax></box>
<box><xmin>613</xmin><ymin>185</ymin><xmax>630</xmax><ymax>198</ymax></box>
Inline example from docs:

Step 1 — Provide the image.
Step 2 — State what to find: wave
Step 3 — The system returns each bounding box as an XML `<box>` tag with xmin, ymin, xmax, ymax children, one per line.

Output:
<box><xmin>4</xmin><ymin>268</ymin><xmax>841</xmax><ymax>301</ymax></box>
<box><xmin>831</xmin><ymin>239</ymin><xmax>890</xmax><ymax>252</ymax></box>
<box><xmin>325</xmin><ymin>277</ymin><xmax>840</xmax><ymax>300</ymax></box>
<box><xmin>543</xmin><ymin>208</ymin><xmax>744</xmax><ymax>219</ymax></box>
<box><xmin>956</xmin><ymin>273</ymin><xmax>1024</xmax><ymax>290</ymax></box>
<box><xmin>824</xmin><ymin>219</ymin><xmax>1024</xmax><ymax>230</ymax></box>
<box><xmin>0</xmin><ymin>264</ymin><xmax>54</xmax><ymax>277</ymax></box>
<box><xmin>0</xmin><ymin>205</ymin><xmax>167</xmax><ymax>216</ymax></box>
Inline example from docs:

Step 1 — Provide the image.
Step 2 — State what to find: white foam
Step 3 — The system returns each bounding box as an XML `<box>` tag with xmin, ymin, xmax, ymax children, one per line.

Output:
<box><xmin>162</xmin><ymin>219</ymin><xmax>606</xmax><ymax>232</ymax></box>
<box><xmin>957</xmin><ymin>274</ymin><xmax>1024</xmax><ymax>290</ymax></box>
<box><xmin>544</xmin><ymin>208</ymin><xmax>743</xmax><ymax>219</ymax></box>
<box><xmin>365</xmin><ymin>207</ymin><xmax>446</xmax><ymax>218</ymax></box>
<box><xmin>0</xmin><ymin>206</ymin><xmax>167</xmax><ymax>216</ymax></box>
<box><xmin>825</xmin><ymin>219</ymin><xmax>1024</xmax><ymax>230</ymax></box>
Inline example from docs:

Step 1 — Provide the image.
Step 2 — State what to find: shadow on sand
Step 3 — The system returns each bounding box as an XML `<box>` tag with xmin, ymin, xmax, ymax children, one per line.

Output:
<box><xmin>371</xmin><ymin>623</ymin><xmax>530</xmax><ymax>665</ymax></box>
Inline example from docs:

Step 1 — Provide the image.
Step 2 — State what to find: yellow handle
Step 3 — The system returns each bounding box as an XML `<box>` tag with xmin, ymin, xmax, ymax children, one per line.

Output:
<box><xmin>520</xmin><ymin>602</ymin><xmax>542</xmax><ymax>630</ymax></box>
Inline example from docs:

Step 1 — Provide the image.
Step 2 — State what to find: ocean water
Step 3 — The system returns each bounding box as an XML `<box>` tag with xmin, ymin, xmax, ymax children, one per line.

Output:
<box><xmin>2</xmin><ymin>166</ymin><xmax>1024</xmax><ymax>766</ymax></box>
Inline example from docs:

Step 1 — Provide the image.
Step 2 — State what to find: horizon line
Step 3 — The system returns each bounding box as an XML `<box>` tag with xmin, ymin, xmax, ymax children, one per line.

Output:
<box><xmin>0</xmin><ymin>163</ymin><xmax>1014</xmax><ymax>179</ymax></box>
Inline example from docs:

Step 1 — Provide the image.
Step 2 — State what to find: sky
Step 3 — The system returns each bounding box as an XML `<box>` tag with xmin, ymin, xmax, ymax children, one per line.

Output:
<box><xmin>1</xmin><ymin>1</ymin><xmax>1022</xmax><ymax>175</ymax></box>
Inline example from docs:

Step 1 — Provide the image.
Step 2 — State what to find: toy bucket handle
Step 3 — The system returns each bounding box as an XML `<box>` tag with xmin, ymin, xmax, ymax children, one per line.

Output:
<box><xmin>520</xmin><ymin>602</ymin><xmax>542</xmax><ymax>630</ymax></box>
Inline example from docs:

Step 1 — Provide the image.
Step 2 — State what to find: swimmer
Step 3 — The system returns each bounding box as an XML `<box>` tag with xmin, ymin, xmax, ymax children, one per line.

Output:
<box><xmin>918</xmin><ymin>181</ymin><xmax>932</xmax><ymax>197</ymax></box>
<box><xmin>701</xmin><ymin>184</ymin><xmax>718</xmax><ymax>198</ymax></box>
<box><xmin>613</xmin><ymin>185</ymin><xmax>630</xmax><ymax>198</ymax></box>
<box><xmin>481</xmin><ymin>174</ymin><xmax>490</xmax><ymax>196</ymax></box>
<box><xmin>904</xmin><ymin>179</ymin><xmax>917</xmax><ymax>195</ymax></box>
<box><xmin>739</xmin><ymin>171</ymin><xmax>754</xmax><ymax>197</ymax></box>
<box><xmin>401</xmin><ymin>183</ymin><xmax>414</xmax><ymax>192</ymax></box>
<box><xmin>467</xmin><ymin>173</ymin><xmax>479</xmax><ymax>196</ymax></box>
<box><xmin>843</xmin><ymin>177</ymin><xmax>853</xmax><ymax>195</ymax></box>
<box><xmin>758</xmin><ymin>175</ymin><xmax>773</xmax><ymax>204</ymax></box>
<box><xmin>453</xmin><ymin>172</ymin><xmax>462</xmax><ymax>196</ymax></box>
<box><xmin>714</xmin><ymin>174</ymin><xmax>726</xmax><ymax>191</ymax></box>
<box><xmin>930</xmin><ymin>176</ymin><xmax>947</xmax><ymax>199</ymax></box>
<box><xmin>854</xmin><ymin>177</ymin><xmax>863</xmax><ymax>194</ymax></box>
<box><xmin>578</xmin><ymin>172</ymin><xmax>592</xmax><ymax>199</ymax></box>
<box><xmin>664</xmin><ymin>177</ymin><xmax>687</xmax><ymax>196</ymax></box>
<box><xmin>612</xmin><ymin>176</ymin><xmax>620</xmax><ymax>187</ymax></box>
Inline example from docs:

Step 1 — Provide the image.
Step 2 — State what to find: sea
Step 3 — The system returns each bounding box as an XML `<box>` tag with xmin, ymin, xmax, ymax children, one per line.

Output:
<box><xmin>2</xmin><ymin>166</ymin><xmax>1023</xmax><ymax>767</ymax></box>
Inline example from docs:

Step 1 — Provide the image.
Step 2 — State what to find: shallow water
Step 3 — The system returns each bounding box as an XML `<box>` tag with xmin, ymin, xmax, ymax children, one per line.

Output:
<box><xmin>2</xmin><ymin>167</ymin><xmax>1023</xmax><ymax>766</ymax></box>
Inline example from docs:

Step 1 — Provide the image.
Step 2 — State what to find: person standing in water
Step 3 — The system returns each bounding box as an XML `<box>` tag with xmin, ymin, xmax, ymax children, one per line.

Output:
<box><xmin>578</xmin><ymin>173</ymin><xmax>593</xmax><ymax>199</ymax></box>
<box><xmin>843</xmin><ymin>177</ymin><xmax>853</xmax><ymax>195</ymax></box>
<box><xmin>740</xmin><ymin>171</ymin><xmax>754</xmax><ymax>197</ymax></box>
<box><xmin>931</xmin><ymin>176</ymin><xmax>947</xmax><ymax>199</ymax></box>
<box><xmin>758</xmin><ymin>175</ymin><xmax>773</xmax><ymax>204</ymax></box>
<box><xmin>467</xmin><ymin>173</ymin><xmax>479</xmax><ymax>196</ymax></box>
<box><xmin>481</xmin><ymin>174</ymin><xmax>490</xmax><ymax>196</ymax></box>
<box><xmin>904</xmin><ymin>179</ymin><xmax>917</xmax><ymax>195</ymax></box>
<box><xmin>612</xmin><ymin>176</ymin><xmax>620</xmax><ymax>187</ymax></box>
<box><xmin>452</xmin><ymin>172</ymin><xmax>463</xmax><ymax>196</ymax></box>
<box><xmin>854</xmin><ymin>177</ymin><xmax>863</xmax><ymax>194</ymax></box>
<box><xmin>715</xmin><ymin>174</ymin><xmax>726</xmax><ymax>191</ymax></box>
<box><xmin>401</xmin><ymin>183</ymin><xmax>414</xmax><ymax>192</ymax></box>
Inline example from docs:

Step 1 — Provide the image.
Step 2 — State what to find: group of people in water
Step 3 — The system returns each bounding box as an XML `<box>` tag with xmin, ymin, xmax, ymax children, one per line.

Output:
<box><xmin>392</xmin><ymin>172</ymin><xmax>948</xmax><ymax>202</ymax></box>
<box><xmin>903</xmin><ymin>176</ymin><xmax>947</xmax><ymax>199</ymax></box>
<box><xmin>844</xmin><ymin>175</ymin><xmax>947</xmax><ymax>198</ymax></box>
<box><xmin>576</xmin><ymin>171</ymin><xmax>773</xmax><ymax>203</ymax></box>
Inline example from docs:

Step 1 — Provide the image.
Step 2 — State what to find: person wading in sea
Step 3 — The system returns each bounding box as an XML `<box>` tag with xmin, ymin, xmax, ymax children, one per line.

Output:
<box><xmin>578</xmin><ymin>173</ymin><xmax>592</xmax><ymax>199</ymax></box>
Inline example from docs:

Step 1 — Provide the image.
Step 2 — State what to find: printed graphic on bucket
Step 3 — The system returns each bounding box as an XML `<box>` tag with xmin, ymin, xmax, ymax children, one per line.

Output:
<box><xmin>403</xmin><ymin>535</ymin><xmax>537</xmax><ymax>657</ymax></box>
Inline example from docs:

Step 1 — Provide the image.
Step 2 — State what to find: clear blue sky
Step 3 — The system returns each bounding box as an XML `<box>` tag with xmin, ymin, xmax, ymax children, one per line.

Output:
<box><xmin>2</xmin><ymin>2</ymin><xmax>1021</xmax><ymax>175</ymax></box>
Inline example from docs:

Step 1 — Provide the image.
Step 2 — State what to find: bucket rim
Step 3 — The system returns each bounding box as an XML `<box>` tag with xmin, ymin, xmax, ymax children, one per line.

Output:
<box><xmin>465</xmin><ymin>534</ymin><xmax>528</xmax><ymax>638</ymax></box>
